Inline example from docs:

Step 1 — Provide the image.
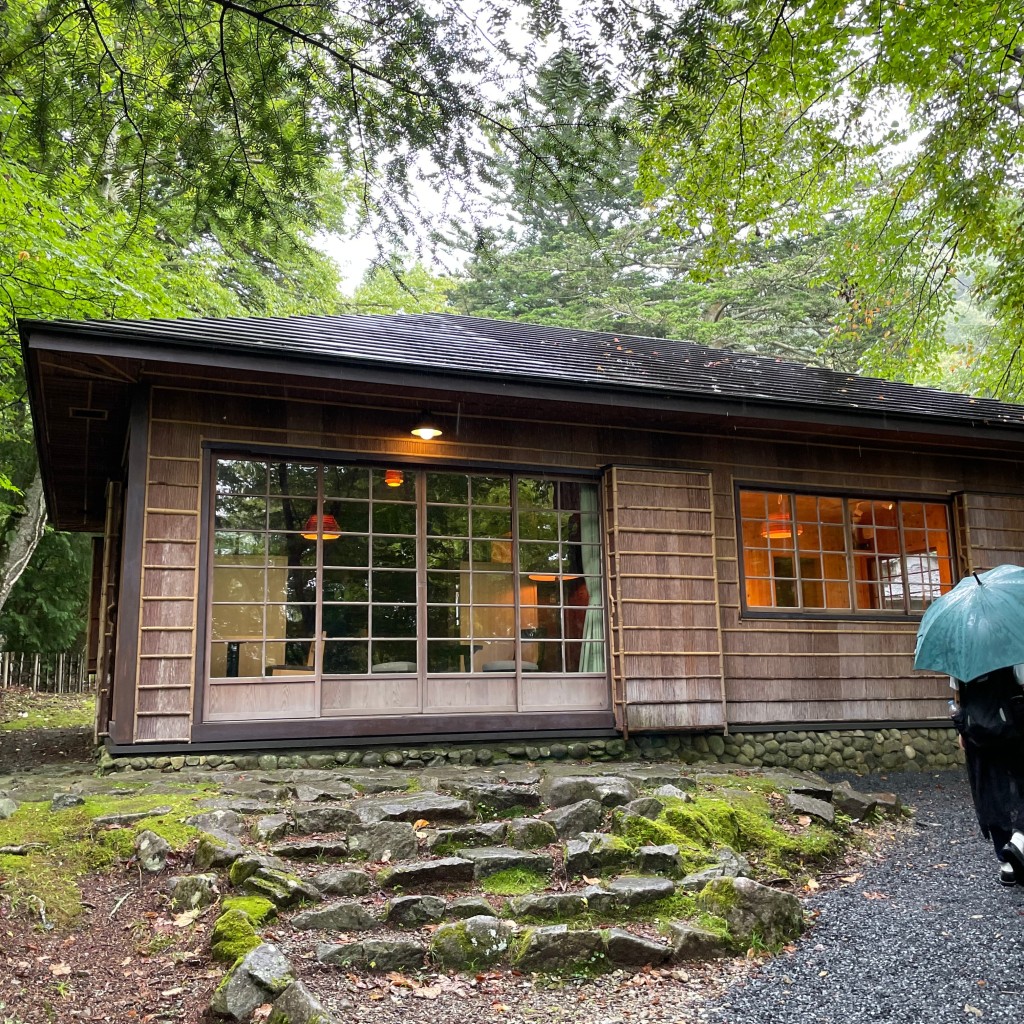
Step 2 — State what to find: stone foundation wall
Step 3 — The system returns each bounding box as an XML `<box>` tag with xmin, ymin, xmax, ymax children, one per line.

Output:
<box><xmin>98</xmin><ymin>725</ymin><xmax>964</xmax><ymax>774</ymax></box>
<box><xmin>631</xmin><ymin>726</ymin><xmax>965</xmax><ymax>773</ymax></box>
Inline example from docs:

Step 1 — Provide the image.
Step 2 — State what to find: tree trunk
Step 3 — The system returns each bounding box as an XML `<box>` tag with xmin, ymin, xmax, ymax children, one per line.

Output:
<box><xmin>0</xmin><ymin>466</ymin><xmax>48</xmax><ymax>618</ymax></box>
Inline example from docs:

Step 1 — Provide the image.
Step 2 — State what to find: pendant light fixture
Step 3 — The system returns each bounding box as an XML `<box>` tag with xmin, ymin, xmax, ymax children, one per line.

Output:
<box><xmin>301</xmin><ymin>513</ymin><xmax>341</xmax><ymax>541</ymax></box>
<box><xmin>411</xmin><ymin>412</ymin><xmax>442</xmax><ymax>440</ymax></box>
<box><xmin>384</xmin><ymin>468</ymin><xmax>405</xmax><ymax>487</ymax></box>
<box><xmin>761</xmin><ymin>513</ymin><xmax>803</xmax><ymax>540</ymax></box>
<box><xmin>761</xmin><ymin>496</ymin><xmax>803</xmax><ymax>540</ymax></box>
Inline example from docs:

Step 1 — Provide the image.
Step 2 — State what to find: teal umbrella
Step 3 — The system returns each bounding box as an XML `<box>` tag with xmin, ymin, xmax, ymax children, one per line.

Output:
<box><xmin>914</xmin><ymin>563</ymin><xmax>1024</xmax><ymax>681</ymax></box>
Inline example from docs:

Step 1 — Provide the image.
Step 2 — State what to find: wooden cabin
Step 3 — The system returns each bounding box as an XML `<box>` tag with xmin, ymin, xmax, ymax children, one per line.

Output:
<box><xmin>19</xmin><ymin>312</ymin><xmax>1024</xmax><ymax>753</ymax></box>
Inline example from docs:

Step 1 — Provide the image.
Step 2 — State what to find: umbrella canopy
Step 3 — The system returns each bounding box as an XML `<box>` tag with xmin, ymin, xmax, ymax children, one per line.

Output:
<box><xmin>914</xmin><ymin>564</ymin><xmax>1024</xmax><ymax>681</ymax></box>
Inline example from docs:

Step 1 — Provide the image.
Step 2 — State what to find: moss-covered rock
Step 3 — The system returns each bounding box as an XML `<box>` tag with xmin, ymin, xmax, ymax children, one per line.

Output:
<box><xmin>430</xmin><ymin>916</ymin><xmax>516</xmax><ymax>969</ymax></box>
<box><xmin>210</xmin><ymin>908</ymin><xmax>263</xmax><ymax>964</ymax></box>
<box><xmin>221</xmin><ymin>894</ymin><xmax>278</xmax><ymax>926</ymax></box>
<box><xmin>697</xmin><ymin>876</ymin><xmax>803</xmax><ymax>948</ymax></box>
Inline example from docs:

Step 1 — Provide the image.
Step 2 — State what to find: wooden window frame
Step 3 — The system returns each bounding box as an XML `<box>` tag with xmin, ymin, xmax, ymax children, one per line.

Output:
<box><xmin>735</xmin><ymin>484</ymin><xmax>956</xmax><ymax>620</ymax></box>
<box><xmin>198</xmin><ymin>450</ymin><xmax>608</xmax><ymax>722</ymax></box>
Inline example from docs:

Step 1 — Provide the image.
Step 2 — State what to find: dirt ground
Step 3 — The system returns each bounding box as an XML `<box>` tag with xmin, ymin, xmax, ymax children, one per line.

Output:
<box><xmin>0</xmin><ymin>859</ymin><xmax>221</xmax><ymax>1023</ymax></box>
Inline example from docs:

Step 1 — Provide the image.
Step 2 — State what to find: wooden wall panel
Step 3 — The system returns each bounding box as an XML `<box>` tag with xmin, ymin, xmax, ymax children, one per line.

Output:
<box><xmin>606</xmin><ymin>467</ymin><xmax>726</xmax><ymax>733</ymax></box>
<box><xmin>629</xmin><ymin>702</ymin><xmax>733</xmax><ymax>730</ymax></box>
<box><xmin>140</xmin><ymin>631</ymin><xmax>193</xmax><ymax>656</ymax></box>
<box><xmin>135</xmin><ymin>715</ymin><xmax>191</xmax><ymax>741</ymax></box>
<box><xmin>125</xmin><ymin>380</ymin><xmax>1024</xmax><ymax>741</ymax></box>
<box><xmin>143</xmin><ymin>568</ymin><xmax>195</xmax><ymax>599</ymax></box>
<box><xmin>206</xmin><ymin>681</ymin><xmax>317</xmax><ymax>720</ymax></box>
<box><xmin>137</xmin><ymin>686</ymin><xmax>192</xmax><ymax>713</ymax></box>
<box><xmin>520</xmin><ymin>676</ymin><xmax>609</xmax><ymax>710</ymax></box>
<box><xmin>959</xmin><ymin>493</ymin><xmax>1024</xmax><ymax>571</ymax></box>
<box><xmin>145</xmin><ymin>542</ymin><xmax>197</xmax><ymax>567</ymax></box>
<box><xmin>148</xmin><ymin>458</ymin><xmax>200</xmax><ymax>488</ymax></box>
<box><xmin>141</xmin><ymin>600</ymin><xmax>194</xmax><ymax>628</ymax></box>
<box><xmin>424</xmin><ymin>676</ymin><xmax>517</xmax><ymax>712</ymax></box>
<box><xmin>727</xmin><ymin>698</ymin><xmax>949</xmax><ymax>725</ymax></box>
<box><xmin>138</xmin><ymin>659</ymin><xmax>192</xmax><ymax>687</ymax></box>
<box><xmin>321</xmin><ymin>678</ymin><xmax>420</xmax><ymax>715</ymax></box>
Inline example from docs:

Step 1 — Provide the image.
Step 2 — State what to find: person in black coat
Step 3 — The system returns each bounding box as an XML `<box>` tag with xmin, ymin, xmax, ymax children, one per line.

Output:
<box><xmin>952</xmin><ymin>664</ymin><xmax>1024</xmax><ymax>886</ymax></box>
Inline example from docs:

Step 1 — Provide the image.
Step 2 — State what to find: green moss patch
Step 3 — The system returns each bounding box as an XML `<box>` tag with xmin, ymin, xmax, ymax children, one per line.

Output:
<box><xmin>0</xmin><ymin>689</ymin><xmax>95</xmax><ymax>732</ymax></box>
<box><xmin>210</xmin><ymin>908</ymin><xmax>262</xmax><ymax>964</ymax></box>
<box><xmin>221</xmin><ymin>895</ymin><xmax>278</xmax><ymax>926</ymax></box>
<box><xmin>480</xmin><ymin>867</ymin><xmax>549</xmax><ymax>896</ymax></box>
<box><xmin>0</xmin><ymin>791</ymin><xmax>209</xmax><ymax>928</ymax></box>
<box><xmin>613</xmin><ymin>783</ymin><xmax>844</xmax><ymax>880</ymax></box>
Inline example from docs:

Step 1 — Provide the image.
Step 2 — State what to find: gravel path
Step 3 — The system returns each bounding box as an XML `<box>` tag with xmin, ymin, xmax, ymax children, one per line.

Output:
<box><xmin>704</xmin><ymin>769</ymin><xmax>1024</xmax><ymax>1024</ymax></box>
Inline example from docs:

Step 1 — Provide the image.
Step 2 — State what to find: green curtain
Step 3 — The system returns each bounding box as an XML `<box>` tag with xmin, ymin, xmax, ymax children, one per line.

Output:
<box><xmin>579</xmin><ymin>485</ymin><xmax>606</xmax><ymax>673</ymax></box>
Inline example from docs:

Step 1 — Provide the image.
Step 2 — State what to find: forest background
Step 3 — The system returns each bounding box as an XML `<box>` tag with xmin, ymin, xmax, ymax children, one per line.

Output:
<box><xmin>2</xmin><ymin>0</ymin><xmax>1022</xmax><ymax>653</ymax></box>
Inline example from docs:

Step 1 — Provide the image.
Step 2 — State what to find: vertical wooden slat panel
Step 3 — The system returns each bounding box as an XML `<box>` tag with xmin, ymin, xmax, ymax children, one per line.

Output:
<box><xmin>605</xmin><ymin>467</ymin><xmax>725</xmax><ymax>733</ymax></box>
<box><xmin>960</xmin><ymin>493</ymin><xmax>1024</xmax><ymax>571</ymax></box>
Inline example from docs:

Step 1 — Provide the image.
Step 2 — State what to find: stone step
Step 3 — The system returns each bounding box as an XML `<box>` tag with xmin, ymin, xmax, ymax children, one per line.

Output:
<box><xmin>385</xmin><ymin>894</ymin><xmax>447</xmax><ymax>928</ymax></box>
<box><xmin>350</xmin><ymin>792</ymin><xmax>475</xmax><ymax>825</ymax></box>
<box><xmin>436</xmin><ymin>779</ymin><xmax>542</xmax><ymax>812</ymax></box>
<box><xmin>425</xmin><ymin>821</ymin><xmax>507</xmax><ymax>851</ymax></box>
<box><xmin>270</xmin><ymin>838</ymin><xmax>349</xmax><ymax>860</ymax></box>
<box><xmin>456</xmin><ymin>846</ymin><xmax>554</xmax><ymax>879</ymax></box>
<box><xmin>542</xmin><ymin>775</ymin><xmax>638</xmax><ymax>809</ymax></box>
<box><xmin>291</xmin><ymin>900</ymin><xmax>379</xmax><ymax>931</ymax></box>
<box><xmin>318</xmin><ymin>938</ymin><xmax>426</xmax><ymax>972</ymax></box>
<box><xmin>563</xmin><ymin>832</ymin><xmax>633</xmax><ymax>876</ymax></box>
<box><xmin>290</xmin><ymin>804</ymin><xmax>359</xmax><ymax>833</ymax></box>
<box><xmin>377</xmin><ymin>856</ymin><xmax>475</xmax><ymax>888</ymax></box>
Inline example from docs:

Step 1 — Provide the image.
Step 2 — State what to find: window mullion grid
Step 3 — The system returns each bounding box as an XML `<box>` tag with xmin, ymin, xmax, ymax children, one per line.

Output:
<box><xmin>511</xmin><ymin>474</ymin><xmax>523</xmax><ymax>706</ymax></box>
<box><xmin>789</xmin><ymin>493</ymin><xmax>804</xmax><ymax>611</ymax></box>
<box><xmin>894</xmin><ymin>500</ymin><xmax>911</xmax><ymax>615</ymax></box>
<box><xmin>842</xmin><ymin>499</ymin><xmax>857</xmax><ymax>611</ymax></box>
<box><xmin>415</xmin><ymin>470</ymin><xmax>427</xmax><ymax>709</ymax></box>
<box><xmin>313</xmin><ymin>464</ymin><xmax>324</xmax><ymax>705</ymax></box>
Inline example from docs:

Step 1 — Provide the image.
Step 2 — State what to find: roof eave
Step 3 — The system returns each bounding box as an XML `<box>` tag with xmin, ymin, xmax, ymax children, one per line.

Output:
<box><xmin>20</xmin><ymin>321</ymin><xmax>1024</xmax><ymax>447</ymax></box>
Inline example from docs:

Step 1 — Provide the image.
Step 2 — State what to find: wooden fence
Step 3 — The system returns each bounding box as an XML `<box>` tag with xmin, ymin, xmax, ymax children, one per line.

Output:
<box><xmin>0</xmin><ymin>650</ymin><xmax>92</xmax><ymax>693</ymax></box>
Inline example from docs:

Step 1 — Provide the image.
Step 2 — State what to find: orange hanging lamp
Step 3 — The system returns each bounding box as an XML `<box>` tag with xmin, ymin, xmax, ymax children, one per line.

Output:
<box><xmin>301</xmin><ymin>513</ymin><xmax>341</xmax><ymax>541</ymax></box>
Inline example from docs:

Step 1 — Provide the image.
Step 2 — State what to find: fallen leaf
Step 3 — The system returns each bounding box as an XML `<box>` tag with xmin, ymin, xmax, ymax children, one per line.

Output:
<box><xmin>863</xmin><ymin>891</ymin><xmax>889</xmax><ymax>900</ymax></box>
<box><xmin>414</xmin><ymin>985</ymin><xmax>442</xmax><ymax>1000</ymax></box>
<box><xmin>160</xmin><ymin>988</ymin><xmax>184</xmax><ymax>997</ymax></box>
<box><xmin>49</xmin><ymin>963</ymin><xmax>71</xmax><ymax>977</ymax></box>
<box><xmin>173</xmin><ymin>910</ymin><xmax>201</xmax><ymax>928</ymax></box>
<box><xmin>387</xmin><ymin>972</ymin><xmax>419</xmax><ymax>989</ymax></box>
<box><xmin>582</xmin><ymin>875</ymin><xmax>601</xmax><ymax>885</ymax></box>
<box><xmin>840</xmin><ymin>873</ymin><xmax>863</xmax><ymax>883</ymax></box>
<box><xmin>797</xmin><ymin>815</ymin><xmax>812</xmax><ymax>827</ymax></box>
<box><xmin>965</xmin><ymin>1005</ymin><xmax>983</xmax><ymax>1017</ymax></box>
<box><xmin>413</xmin><ymin>819</ymin><xmax>430</xmax><ymax>830</ymax></box>
<box><xmin>804</xmin><ymin>878</ymin><xmax>821</xmax><ymax>891</ymax></box>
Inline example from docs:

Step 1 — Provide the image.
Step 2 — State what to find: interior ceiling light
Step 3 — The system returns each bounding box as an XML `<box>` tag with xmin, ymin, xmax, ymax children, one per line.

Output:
<box><xmin>301</xmin><ymin>513</ymin><xmax>341</xmax><ymax>541</ymax></box>
<box><xmin>384</xmin><ymin>468</ymin><xmax>404</xmax><ymax>487</ymax></box>
<box><xmin>528</xmin><ymin>573</ymin><xmax>582</xmax><ymax>582</ymax></box>
<box><xmin>411</xmin><ymin>412</ymin><xmax>443</xmax><ymax>441</ymax></box>
<box><xmin>761</xmin><ymin>512</ymin><xmax>803</xmax><ymax>540</ymax></box>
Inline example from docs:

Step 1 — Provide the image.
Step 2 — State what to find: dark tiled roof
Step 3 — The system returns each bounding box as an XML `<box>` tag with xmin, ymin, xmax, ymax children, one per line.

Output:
<box><xmin>22</xmin><ymin>311</ymin><xmax>1024</xmax><ymax>429</ymax></box>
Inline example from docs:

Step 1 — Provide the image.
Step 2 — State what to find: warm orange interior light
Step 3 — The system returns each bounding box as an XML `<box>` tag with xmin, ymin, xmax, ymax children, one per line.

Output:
<box><xmin>302</xmin><ymin>513</ymin><xmax>341</xmax><ymax>541</ymax></box>
<box><xmin>760</xmin><ymin>513</ymin><xmax>804</xmax><ymax>540</ymax></box>
<box><xmin>384</xmin><ymin>468</ymin><xmax>404</xmax><ymax>487</ymax></box>
<box><xmin>528</xmin><ymin>573</ymin><xmax>582</xmax><ymax>582</ymax></box>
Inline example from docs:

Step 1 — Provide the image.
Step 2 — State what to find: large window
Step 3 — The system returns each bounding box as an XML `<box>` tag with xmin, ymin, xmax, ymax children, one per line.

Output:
<box><xmin>738</xmin><ymin>490</ymin><xmax>954</xmax><ymax>615</ymax></box>
<box><xmin>208</xmin><ymin>458</ymin><xmax>606</xmax><ymax>680</ymax></box>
